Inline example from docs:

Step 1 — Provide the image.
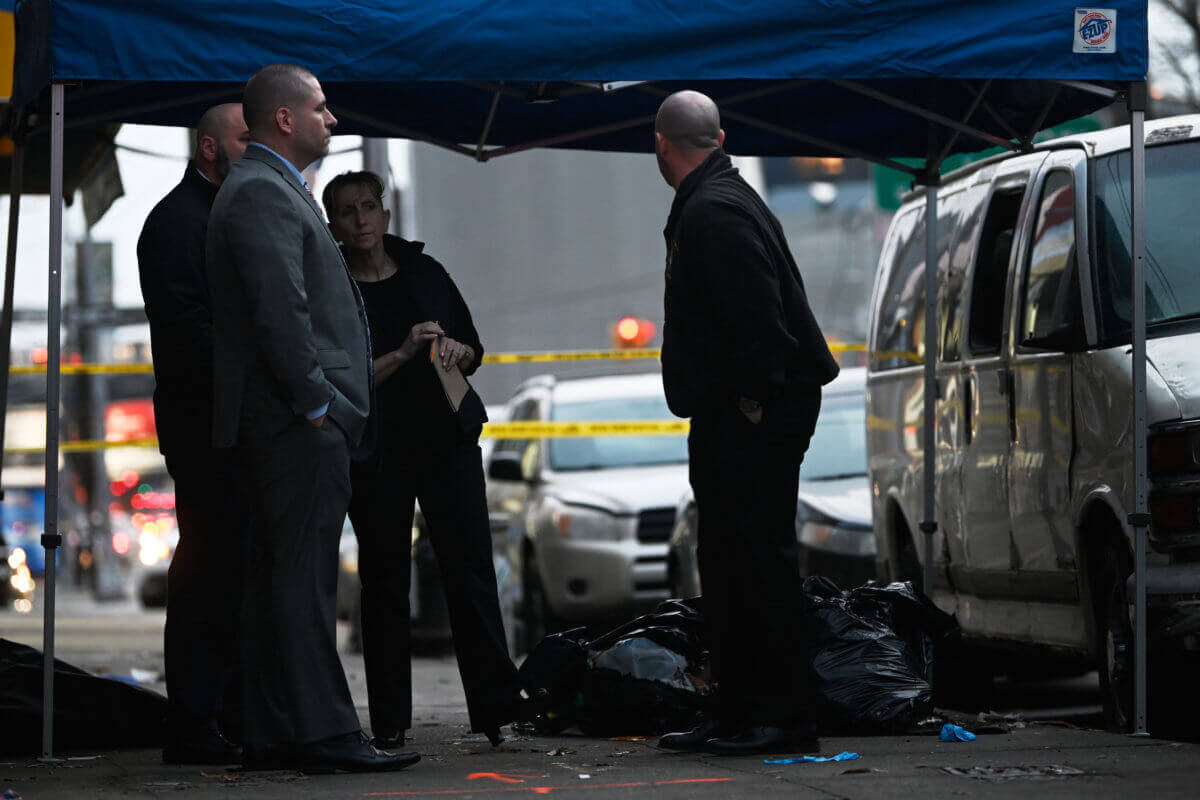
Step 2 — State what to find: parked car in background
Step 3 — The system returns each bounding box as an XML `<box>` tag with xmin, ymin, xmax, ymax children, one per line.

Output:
<box><xmin>865</xmin><ymin>115</ymin><xmax>1200</xmax><ymax>729</ymax></box>
<box><xmin>668</xmin><ymin>368</ymin><xmax>871</xmax><ymax>596</ymax></box>
<box><xmin>486</xmin><ymin>373</ymin><xmax>689</xmax><ymax>653</ymax></box>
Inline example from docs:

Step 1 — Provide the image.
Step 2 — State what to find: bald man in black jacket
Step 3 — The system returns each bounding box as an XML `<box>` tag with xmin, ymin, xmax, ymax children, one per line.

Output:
<box><xmin>137</xmin><ymin>102</ymin><xmax>250</xmax><ymax>765</ymax></box>
<box><xmin>654</xmin><ymin>90</ymin><xmax>839</xmax><ymax>756</ymax></box>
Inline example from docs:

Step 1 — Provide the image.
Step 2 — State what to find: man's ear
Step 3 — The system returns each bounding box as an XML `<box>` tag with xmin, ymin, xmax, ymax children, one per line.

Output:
<box><xmin>328</xmin><ymin>222</ymin><xmax>339</xmax><ymax>242</ymax></box>
<box><xmin>383</xmin><ymin>207</ymin><xmax>392</xmax><ymax>230</ymax></box>
<box><xmin>197</xmin><ymin>134</ymin><xmax>218</xmax><ymax>165</ymax></box>
<box><xmin>717</xmin><ymin>129</ymin><xmax>726</xmax><ymax>147</ymax></box>
<box><xmin>275</xmin><ymin>106</ymin><xmax>292</xmax><ymax>135</ymax></box>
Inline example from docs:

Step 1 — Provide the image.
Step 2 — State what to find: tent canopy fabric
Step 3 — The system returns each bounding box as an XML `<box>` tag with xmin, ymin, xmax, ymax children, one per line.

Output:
<box><xmin>12</xmin><ymin>0</ymin><xmax>1148</xmax><ymax>160</ymax></box>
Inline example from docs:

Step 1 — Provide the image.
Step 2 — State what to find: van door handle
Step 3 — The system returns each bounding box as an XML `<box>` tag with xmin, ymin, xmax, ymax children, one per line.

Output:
<box><xmin>963</xmin><ymin>372</ymin><xmax>973</xmax><ymax>445</ymax></box>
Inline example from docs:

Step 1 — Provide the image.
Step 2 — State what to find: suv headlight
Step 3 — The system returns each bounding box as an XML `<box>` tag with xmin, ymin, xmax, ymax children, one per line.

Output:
<box><xmin>798</xmin><ymin>518</ymin><xmax>875</xmax><ymax>557</ymax></box>
<box><xmin>549</xmin><ymin>499</ymin><xmax>624</xmax><ymax>541</ymax></box>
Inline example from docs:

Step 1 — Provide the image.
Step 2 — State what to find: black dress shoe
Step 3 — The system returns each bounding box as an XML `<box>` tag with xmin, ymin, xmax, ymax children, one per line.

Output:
<box><xmin>297</xmin><ymin>731</ymin><xmax>420</xmax><ymax>774</ymax></box>
<box><xmin>163</xmin><ymin>725</ymin><xmax>244</xmax><ymax>765</ymax></box>
<box><xmin>658</xmin><ymin>718</ymin><xmax>726</xmax><ymax>751</ymax></box>
<box><xmin>369</xmin><ymin>730</ymin><xmax>407</xmax><ymax>750</ymax></box>
<box><xmin>705</xmin><ymin>725</ymin><xmax>820</xmax><ymax>756</ymax></box>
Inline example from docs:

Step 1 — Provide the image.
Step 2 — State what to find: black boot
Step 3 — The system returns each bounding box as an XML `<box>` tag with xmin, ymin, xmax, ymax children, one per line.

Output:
<box><xmin>658</xmin><ymin>718</ymin><xmax>726</xmax><ymax>751</ymax></box>
<box><xmin>705</xmin><ymin>725</ymin><xmax>820</xmax><ymax>756</ymax></box>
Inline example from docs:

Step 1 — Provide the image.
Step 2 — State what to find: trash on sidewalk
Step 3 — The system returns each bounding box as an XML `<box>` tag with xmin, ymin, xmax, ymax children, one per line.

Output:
<box><xmin>520</xmin><ymin>580</ymin><xmax>960</xmax><ymax>736</ymax></box>
<box><xmin>764</xmin><ymin>751</ymin><xmax>860</xmax><ymax>765</ymax></box>
<box><xmin>518</xmin><ymin>599</ymin><xmax>714</xmax><ymax>736</ymax></box>
<box><xmin>0</xmin><ymin>638</ymin><xmax>166</xmax><ymax>755</ymax></box>
<box><xmin>803</xmin><ymin>577</ymin><xmax>958</xmax><ymax>733</ymax></box>
<box><xmin>941</xmin><ymin>765</ymin><xmax>1085</xmax><ymax>781</ymax></box>
<box><xmin>939</xmin><ymin>723</ymin><xmax>977</xmax><ymax>742</ymax></box>
<box><xmin>3</xmin><ymin>789</ymin><xmax>24</xmax><ymax>800</ymax></box>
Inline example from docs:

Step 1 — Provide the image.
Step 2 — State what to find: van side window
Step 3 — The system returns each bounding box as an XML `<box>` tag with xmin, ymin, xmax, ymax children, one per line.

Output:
<box><xmin>940</xmin><ymin>187</ymin><xmax>984</xmax><ymax>362</ymax></box>
<box><xmin>872</xmin><ymin>210</ymin><xmax>925</xmax><ymax>370</ymax></box>
<box><xmin>967</xmin><ymin>186</ymin><xmax>1025</xmax><ymax>356</ymax></box>
<box><xmin>1020</xmin><ymin>171</ymin><xmax>1080</xmax><ymax>346</ymax></box>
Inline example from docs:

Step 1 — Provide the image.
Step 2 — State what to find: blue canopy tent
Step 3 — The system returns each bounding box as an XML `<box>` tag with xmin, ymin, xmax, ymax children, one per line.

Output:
<box><xmin>6</xmin><ymin>0</ymin><xmax>1151</xmax><ymax>756</ymax></box>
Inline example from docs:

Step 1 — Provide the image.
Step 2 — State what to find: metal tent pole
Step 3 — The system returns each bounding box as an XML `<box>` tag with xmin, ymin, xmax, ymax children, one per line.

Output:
<box><xmin>41</xmin><ymin>83</ymin><xmax>66</xmax><ymax>762</ymax></box>
<box><xmin>1127</xmin><ymin>84</ymin><xmax>1149</xmax><ymax>737</ymax></box>
<box><xmin>0</xmin><ymin>144</ymin><xmax>25</xmax><ymax>486</ymax></box>
<box><xmin>920</xmin><ymin>179</ymin><xmax>939</xmax><ymax>597</ymax></box>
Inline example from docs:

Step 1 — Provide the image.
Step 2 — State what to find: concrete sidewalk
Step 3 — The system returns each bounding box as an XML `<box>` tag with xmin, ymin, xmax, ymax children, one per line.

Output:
<box><xmin>3</xmin><ymin>713</ymin><xmax>1197</xmax><ymax>799</ymax></box>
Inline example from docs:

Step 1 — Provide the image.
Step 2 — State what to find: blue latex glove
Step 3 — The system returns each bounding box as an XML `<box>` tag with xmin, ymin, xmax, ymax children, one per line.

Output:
<box><xmin>764</xmin><ymin>751</ymin><xmax>860</xmax><ymax>765</ymax></box>
<box><xmin>940</xmin><ymin>723</ymin><xmax>977</xmax><ymax>742</ymax></box>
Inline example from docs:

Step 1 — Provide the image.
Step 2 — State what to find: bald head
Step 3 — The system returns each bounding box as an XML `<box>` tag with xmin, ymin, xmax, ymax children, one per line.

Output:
<box><xmin>653</xmin><ymin>90</ymin><xmax>725</xmax><ymax>189</ymax></box>
<box><xmin>194</xmin><ymin>102</ymin><xmax>249</xmax><ymax>184</ymax></box>
<box><xmin>242</xmin><ymin>63</ymin><xmax>317</xmax><ymax>135</ymax></box>
<box><xmin>655</xmin><ymin>91</ymin><xmax>722</xmax><ymax>151</ymax></box>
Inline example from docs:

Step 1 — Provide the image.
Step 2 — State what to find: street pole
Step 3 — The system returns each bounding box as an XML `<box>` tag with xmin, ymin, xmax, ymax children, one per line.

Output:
<box><xmin>42</xmin><ymin>82</ymin><xmax>66</xmax><ymax>764</ymax></box>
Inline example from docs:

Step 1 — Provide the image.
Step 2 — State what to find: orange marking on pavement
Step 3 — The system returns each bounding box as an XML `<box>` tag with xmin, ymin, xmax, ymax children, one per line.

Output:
<box><xmin>363</xmin><ymin>777</ymin><xmax>733</xmax><ymax>796</ymax></box>
<box><xmin>467</xmin><ymin>773</ymin><xmax>541</xmax><ymax>784</ymax></box>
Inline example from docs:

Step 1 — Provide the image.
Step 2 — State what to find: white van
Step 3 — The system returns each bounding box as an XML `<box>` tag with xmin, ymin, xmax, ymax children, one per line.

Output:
<box><xmin>866</xmin><ymin>114</ymin><xmax>1200</xmax><ymax>730</ymax></box>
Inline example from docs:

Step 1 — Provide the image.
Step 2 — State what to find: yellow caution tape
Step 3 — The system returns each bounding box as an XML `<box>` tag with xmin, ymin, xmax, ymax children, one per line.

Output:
<box><xmin>5</xmin><ymin>437</ymin><xmax>159</xmax><ymax>455</ymax></box>
<box><xmin>9</xmin><ymin>343</ymin><xmax>867</xmax><ymax>374</ymax></box>
<box><xmin>482</xmin><ymin>420</ymin><xmax>689</xmax><ymax>439</ymax></box>
<box><xmin>10</xmin><ymin>362</ymin><xmax>155</xmax><ymax>375</ymax></box>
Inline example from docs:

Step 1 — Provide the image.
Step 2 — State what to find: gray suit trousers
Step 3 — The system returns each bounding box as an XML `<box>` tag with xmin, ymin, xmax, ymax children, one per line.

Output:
<box><xmin>240</xmin><ymin>419</ymin><xmax>360</xmax><ymax>749</ymax></box>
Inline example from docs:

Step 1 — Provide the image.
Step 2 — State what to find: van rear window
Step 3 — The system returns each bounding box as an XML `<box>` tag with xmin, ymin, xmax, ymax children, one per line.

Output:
<box><xmin>1094</xmin><ymin>140</ymin><xmax>1200</xmax><ymax>338</ymax></box>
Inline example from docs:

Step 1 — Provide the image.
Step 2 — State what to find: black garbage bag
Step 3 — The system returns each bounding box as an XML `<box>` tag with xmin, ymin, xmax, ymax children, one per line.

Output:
<box><xmin>802</xmin><ymin>576</ymin><xmax>958</xmax><ymax>733</ymax></box>
<box><xmin>0</xmin><ymin>637</ymin><xmax>167</xmax><ymax>754</ymax></box>
<box><xmin>518</xmin><ymin>598</ymin><xmax>714</xmax><ymax>736</ymax></box>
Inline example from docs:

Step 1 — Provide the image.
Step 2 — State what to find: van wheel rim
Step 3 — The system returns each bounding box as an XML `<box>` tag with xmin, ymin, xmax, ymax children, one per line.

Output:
<box><xmin>1105</xmin><ymin>580</ymin><xmax>1134</xmax><ymax>729</ymax></box>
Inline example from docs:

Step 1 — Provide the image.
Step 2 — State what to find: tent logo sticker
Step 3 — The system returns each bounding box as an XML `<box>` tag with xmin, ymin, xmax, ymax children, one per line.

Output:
<box><xmin>1074</xmin><ymin>8</ymin><xmax>1116</xmax><ymax>53</ymax></box>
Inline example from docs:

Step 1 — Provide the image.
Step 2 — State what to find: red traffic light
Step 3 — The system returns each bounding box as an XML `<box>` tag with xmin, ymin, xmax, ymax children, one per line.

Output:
<box><xmin>613</xmin><ymin>317</ymin><xmax>656</xmax><ymax>348</ymax></box>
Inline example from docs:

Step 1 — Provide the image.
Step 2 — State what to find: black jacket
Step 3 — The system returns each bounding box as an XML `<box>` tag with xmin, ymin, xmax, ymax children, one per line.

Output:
<box><xmin>137</xmin><ymin>163</ymin><xmax>219</xmax><ymax>456</ymax></box>
<box><xmin>379</xmin><ymin>234</ymin><xmax>484</xmax><ymax>376</ymax></box>
<box><xmin>661</xmin><ymin>148</ymin><xmax>839</xmax><ymax>418</ymax></box>
<box><xmin>364</xmin><ymin>234</ymin><xmax>488</xmax><ymax>439</ymax></box>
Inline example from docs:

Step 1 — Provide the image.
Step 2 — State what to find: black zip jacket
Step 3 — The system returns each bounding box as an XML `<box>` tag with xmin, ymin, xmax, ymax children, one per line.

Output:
<box><xmin>137</xmin><ymin>163</ymin><xmax>219</xmax><ymax>456</ymax></box>
<box><xmin>661</xmin><ymin>148</ymin><xmax>839</xmax><ymax>418</ymax></box>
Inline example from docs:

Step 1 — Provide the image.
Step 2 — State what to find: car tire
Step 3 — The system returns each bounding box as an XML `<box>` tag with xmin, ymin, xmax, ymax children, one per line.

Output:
<box><xmin>138</xmin><ymin>575</ymin><xmax>168</xmax><ymax>608</ymax></box>
<box><xmin>520</xmin><ymin>560</ymin><xmax>562</xmax><ymax>655</ymax></box>
<box><xmin>1094</xmin><ymin>546</ymin><xmax>1134</xmax><ymax>732</ymax></box>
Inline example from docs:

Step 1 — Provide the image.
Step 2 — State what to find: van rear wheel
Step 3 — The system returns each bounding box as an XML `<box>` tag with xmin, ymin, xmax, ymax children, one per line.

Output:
<box><xmin>1094</xmin><ymin>547</ymin><xmax>1134</xmax><ymax>732</ymax></box>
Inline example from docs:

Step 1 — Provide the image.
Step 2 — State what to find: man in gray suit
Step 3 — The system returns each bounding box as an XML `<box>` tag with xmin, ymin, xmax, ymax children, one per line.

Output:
<box><xmin>206</xmin><ymin>63</ymin><xmax>417</xmax><ymax>774</ymax></box>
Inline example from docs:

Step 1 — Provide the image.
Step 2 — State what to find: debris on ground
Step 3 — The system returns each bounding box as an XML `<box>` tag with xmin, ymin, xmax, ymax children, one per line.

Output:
<box><xmin>939</xmin><ymin>723</ymin><xmax>977</xmax><ymax>742</ymax></box>
<box><xmin>546</xmin><ymin>747</ymin><xmax>574</xmax><ymax>757</ymax></box>
<box><xmin>519</xmin><ymin>580</ymin><xmax>959</xmax><ymax>737</ymax></box>
<box><xmin>764</xmin><ymin>751</ymin><xmax>860</xmax><ymax>765</ymax></box>
<box><xmin>976</xmin><ymin>711</ymin><xmax>1027</xmax><ymax>730</ymax></box>
<box><xmin>940</xmin><ymin>765</ymin><xmax>1085</xmax><ymax>781</ymax></box>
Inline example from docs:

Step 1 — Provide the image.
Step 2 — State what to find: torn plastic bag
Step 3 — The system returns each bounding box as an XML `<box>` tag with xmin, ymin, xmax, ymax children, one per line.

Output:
<box><xmin>0</xmin><ymin>638</ymin><xmax>167</xmax><ymax>754</ymax></box>
<box><xmin>803</xmin><ymin>576</ymin><xmax>958</xmax><ymax>733</ymax></box>
<box><xmin>518</xmin><ymin>598</ymin><xmax>714</xmax><ymax>735</ymax></box>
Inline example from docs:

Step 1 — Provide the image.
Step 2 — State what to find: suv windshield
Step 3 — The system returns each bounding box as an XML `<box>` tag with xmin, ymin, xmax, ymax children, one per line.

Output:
<box><xmin>801</xmin><ymin>393</ymin><xmax>867</xmax><ymax>481</ymax></box>
<box><xmin>549</xmin><ymin>394</ymin><xmax>687</xmax><ymax>471</ymax></box>
<box><xmin>1094</xmin><ymin>139</ymin><xmax>1200</xmax><ymax>337</ymax></box>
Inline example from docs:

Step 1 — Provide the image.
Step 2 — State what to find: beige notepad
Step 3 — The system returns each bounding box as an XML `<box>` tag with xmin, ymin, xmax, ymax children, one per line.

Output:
<box><xmin>430</xmin><ymin>337</ymin><xmax>470</xmax><ymax>412</ymax></box>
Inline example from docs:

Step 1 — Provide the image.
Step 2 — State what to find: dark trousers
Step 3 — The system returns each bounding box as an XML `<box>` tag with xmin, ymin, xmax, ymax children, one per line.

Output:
<box><xmin>348</xmin><ymin>426</ymin><xmax>522</xmax><ymax>735</ymax></box>
<box><xmin>163</xmin><ymin>445</ymin><xmax>249</xmax><ymax>736</ymax></box>
<box><xmin>238</xmin><ymin>420</ymin><xmax>361</xmax><ymax>750</ymax></box>
<box><xmin>688</xmin><ymin>387</ymin><xmax>821</xmax><ymax>728</ymax></box>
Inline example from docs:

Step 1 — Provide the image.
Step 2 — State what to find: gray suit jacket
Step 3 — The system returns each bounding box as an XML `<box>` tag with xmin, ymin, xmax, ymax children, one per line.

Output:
<box><xmin>206</xmin><ymin>146</ymin><xmax>372</xmax><ymax>448</ymax></box>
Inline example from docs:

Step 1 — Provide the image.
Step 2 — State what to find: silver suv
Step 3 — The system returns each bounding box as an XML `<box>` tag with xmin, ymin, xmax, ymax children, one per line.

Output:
<box><xmin>866</xmin><ymin>114</ymin><xmax>1200</xmax><ymax>729</ymax></box>
<box><xmin>486</xmin><ymin>372</ymin><xmax>689</xmax><ymax>653</ymax></box>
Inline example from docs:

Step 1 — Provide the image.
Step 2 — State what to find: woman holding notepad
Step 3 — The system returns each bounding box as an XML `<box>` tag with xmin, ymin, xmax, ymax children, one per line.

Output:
<box><xmin>323</xmin><ymin>171</ymin><xmax>542</xmax><ymax>749</ymax></box>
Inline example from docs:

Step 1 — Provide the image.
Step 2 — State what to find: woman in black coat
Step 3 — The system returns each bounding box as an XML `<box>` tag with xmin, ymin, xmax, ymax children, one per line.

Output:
<box><xmin>323</xmin><ymin>170</ymin><xmax>537</xmax><ymax>748</ymax></box>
